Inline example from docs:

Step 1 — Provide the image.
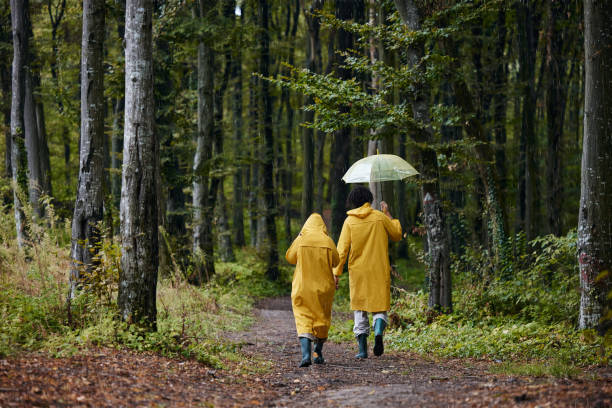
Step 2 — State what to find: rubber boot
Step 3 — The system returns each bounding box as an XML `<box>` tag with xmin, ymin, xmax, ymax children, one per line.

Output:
<box><xmin>356</xmin><ymin>333</ymin><xmax>368</xmax><ymax>359</ymax></box>
<box><xmin>299</xmin><ymin>337</ymin><xmax>312</xmax><ymax>367</ymax></box>
<box><xmin>313</xmin><ymin>339</ymin><xmax>325</xmax><ymax>364</ymax></box>
<box><xmin>373</xmin><ymin>318</ymin><xmax>387</xmax><ymax>356</ymax></box>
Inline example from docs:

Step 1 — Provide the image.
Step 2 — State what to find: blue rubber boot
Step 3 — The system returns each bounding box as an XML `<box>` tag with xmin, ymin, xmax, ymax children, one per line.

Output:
<box><xmin>373</xmin><ymin>318</ymin><xmax>387</xmax><ymax>356</ymax></box>
<box><xmin>356</xmin><ymin>333</ymin><xmax>368</xmax><ymax>359</ymax></box>
<box><xmin>313</xmin><ymin>339</ymin><xmax>325</xmax><ymax>364</ymax></box>
<box><xmin>299</xmin><ymin>337</ymin><xmax>312</xmax><ymax>367</ymax></box>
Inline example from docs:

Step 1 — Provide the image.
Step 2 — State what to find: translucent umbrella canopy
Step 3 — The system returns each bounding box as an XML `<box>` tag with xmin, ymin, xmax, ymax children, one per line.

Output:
<box><xmin>342</xmin><ymin>154</ymin><xmax>419</xmax><ymax>183</ymax></box>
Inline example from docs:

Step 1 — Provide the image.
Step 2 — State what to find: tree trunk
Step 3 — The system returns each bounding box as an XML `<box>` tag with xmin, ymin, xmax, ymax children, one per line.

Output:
<box><xmin>578</xmin><ymin>0</ymin><xmax>612</xmax><ymax>331</ymax></box>
<box><xmin>248</xmin><ymin>72</ymin><xmax>258</xmax><ymax>248</ymax></box>
<box><xmin>214</xmin><ymin>1</ymin><xmax>235</xmax><ymax>262</ymax></box>
<box><xmin>232</xmin><ymin>10</ymin><xmax>245</xmax><ymax>247</ymax></box>
<box><xmin>117</xmin><ymin>0</ymin><xmax>158</xmax><ymax>328</ymax></box>
<box><xmin>492</xmin><ymin>7</ymin><xmax>508</xmax><ymax>216</ymax></box>
<box><xmin>545</xmin><ymin>0</ymin><xmax>572</xmax><ymax>237</ymax></box>
<box><xmin>24</xmin><ymin>69</ymin><xmax>43</xmax><ymax>217</ymax></box>
<box><xmin>48</xmin><ymin>0</ymin><xmax>67</xmax><ymax>186</ymax></box>
<box><xmin>394</xmin><ymin>0</ymin><xmax>451</xmax><ymax>312</ymax></box>
<box><xmin>329</xmin><ymin>0</ymin><xmax>360</xmax><ymax>241</ymax></box>
<box><xmin>300</xmin><ymin>0</ymin><xmax>322</xmax><ymax>222</ymax></box>
<box><xmin>1</xmin><ymin>61</ymin><xmax>9</xmax><ymax>180</ymax></box>
<box><xmin>69</xmin><ymin>0</ymin><xmax>106</xmax><ymax>296</ymax></box>
<box><xmin>216</xmin><ymin>184</ymin><xmax>235</xmax><ymax>262</ymax></box>
<box><xmin>192</xmin><ymin>0</ymin><xmax>217</xmax><ymax>284</ymax></box>
<box><xmin>34</xmin><ymin>87</ymin><xmax>52</xmax><ymax>200</ymax></box>
<box><xmin>259</xmin><ymin>0</ymin><xmax>279</xmax><ymax>280</ymax></box>
<box><xmin>10</xmin><ymin>0</ymin><xmax>29</xmax><ymax>248</ymax></box>
<box><xmin>516</xmin><ymin>0</ymin><xmax>540</xmax><ymax>240</ymax></box>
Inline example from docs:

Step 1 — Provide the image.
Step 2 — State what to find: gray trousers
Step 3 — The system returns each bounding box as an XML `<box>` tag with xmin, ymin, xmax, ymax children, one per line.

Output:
<box><xmin>353</xmin><ymin>311</ymin><xmax>388</xmax><ymax>337</ymax></box>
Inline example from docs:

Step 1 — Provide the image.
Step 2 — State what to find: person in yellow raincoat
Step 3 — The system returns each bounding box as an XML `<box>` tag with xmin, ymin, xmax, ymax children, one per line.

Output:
<box><xmin>334</xmin><ymin>186</ymin><xmax>402</xmax><ymax>359</ymax></box>
<box><xmin>286</xmin><ymin>213</ymin><xmax>340</xmax><ymax>367</ymax></box>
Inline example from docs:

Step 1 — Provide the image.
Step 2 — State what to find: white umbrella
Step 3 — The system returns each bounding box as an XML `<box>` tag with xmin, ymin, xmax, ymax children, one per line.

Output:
<box><xmin>342</xmin><ymin>154</ymin><xmax>419</xmax><ymax>183</ymax></box>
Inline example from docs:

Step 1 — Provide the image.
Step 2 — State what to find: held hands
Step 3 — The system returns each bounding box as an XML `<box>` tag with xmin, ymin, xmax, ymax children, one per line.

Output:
<box><xmin>380</xmin><ymin>201</ymin><xmax>392</xmax><ymax>219</ymax></box>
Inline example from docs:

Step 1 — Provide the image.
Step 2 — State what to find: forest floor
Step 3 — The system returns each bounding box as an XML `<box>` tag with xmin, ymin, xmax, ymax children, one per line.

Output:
<box><xmin>1</xmin><ymin>297</ymin><xmax>611</xmax><ymax>407</ymax></box>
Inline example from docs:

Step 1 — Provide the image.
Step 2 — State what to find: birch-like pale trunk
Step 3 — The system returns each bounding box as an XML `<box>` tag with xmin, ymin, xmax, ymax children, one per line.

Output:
<box><xmin>117</xmin><ymin>0</ymin><xmax>158</xmax><ymax>327</ymax></box>
<box><xmin>69</xmin><ymin>0</ymin><xmax>105</xmax><ymax>297</ymax></box>
<box><xmin>10</xmin><ymin>0</ymin><xmax>29</xmax><ymax>248</ymax></box>
<box><xmin>578</xmin><ymin>0</ymin><xmax>612</xmax><ymax>330</ymax></box>
<box><xmin>24</xmin><ymin>69</ymin><xmax>43</xmax><ymax>216</ymax></box>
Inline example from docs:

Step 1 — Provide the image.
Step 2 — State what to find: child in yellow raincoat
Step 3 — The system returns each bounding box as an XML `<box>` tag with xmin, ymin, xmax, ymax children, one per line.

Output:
<box><xmin>286</xmin><ymin>213</ymin><xmax>340</xmax><ymax>367</ymax></box>
<box><xmin>334</xmin><ymin>186</ymin><xmax>402</xmax><ymax>359</ymax></box>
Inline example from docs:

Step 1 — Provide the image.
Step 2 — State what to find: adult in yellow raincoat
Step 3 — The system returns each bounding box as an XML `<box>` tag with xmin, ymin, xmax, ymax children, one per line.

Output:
<box><xmin>334</xmin><ymin>186</ymin><xmax>402</xmax><ymax>358</ymax></box>
<box><xmin>286</xmin><ymin>213</ymin><xmax>339</xmax><ymax>367</ymax></box>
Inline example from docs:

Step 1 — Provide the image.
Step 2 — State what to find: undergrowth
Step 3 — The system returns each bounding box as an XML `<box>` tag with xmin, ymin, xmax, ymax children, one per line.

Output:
<box><xmin>0</xmin><ymin>199</ymin><xmax>290</xmax><ymax>370</ymax></box>
<box><xmin>328</xmin><ymin>231</ymin><xmax>608</xmax><ymax>376</ymax></box>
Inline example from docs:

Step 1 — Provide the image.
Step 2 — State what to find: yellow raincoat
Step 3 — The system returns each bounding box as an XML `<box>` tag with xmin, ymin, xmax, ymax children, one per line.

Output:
<box><xmin>286</xmin><ymin>214</ymin><xmax>340</xmax><ymax>339</ymax></box>
<box><xmin>333</xmin><ymin>203</ymin><xmax>402</xmax><ymax>312</ymax></box>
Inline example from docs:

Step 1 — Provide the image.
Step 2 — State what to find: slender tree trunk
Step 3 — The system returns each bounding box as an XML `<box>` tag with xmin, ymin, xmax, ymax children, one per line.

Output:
<box><xmin>492</xmin><ymin>7</ymin><xmax>508</xmax><ymax>212</ymax></box>
<box><xmin>1</xmin><ymin>6</ymin><xmax>12</xmax><ymax>181</ymax></box>
<box><xmin>10</xmin><ymin>0</ymin><xmax>29</xmax><ymax>248</ymax></box>
<box><xmin>24</xmin><ymin>69</ymin><xmax>43</xmax><ymax>216</ymax></box>
<box><xmin>259</xmin><ymin>0</ymin><xmax>279</xmax><ymax>280</ymax></box>
<box><xmin>192</xmin><ymin>0</ymin><xmax>217</xmax><ymax>284</ymax></box>
<box><xmin>232</xmin><ymin>11</ymin><xmax>245</xmax><ymax>247</ymax></box>
<box><xmin>1</xmin><ymin>60</ymin><xmax>9</xmax><ymax>179</ymax></box>
<box><xmin>34</xmin><ymin>89</ymin><xmax>52</xmax><ymax>199</ymax></box>
<box><xmin>516</xmin><ymin>0</ymin><xmax>540</xmax><ymax>240</ymax></box>
<box><xmin>117</xmin><ymin>0</ymin><xmax>158</xmax><ymax>328</ymax></box>
<box><xmin>214</xmin><ymin>1</ymin><xmax>235</xmax><ymax>262</ymax></box>
<box><xmin>314</xmin><ymin>130</ymin><xmax>325</xmax><ymax>214</ymax></box>
<box><xmin>302</xmin><ymin>0</ymin><xmax>323</xmax><ymax>219</ymax></box>
<box><xmin>578</xmin><ymin>0</ymin><xmax>612</xmax><ymax>331</ymax></box>
<box><xmin>545</xmin><ymin>0</ymin><xmax>571</xmax><ymax>237</ymax></box>
<box><xmin>110</xmin><ymin>0</ymin><xmax>125</xmax><ymax>208</ymax></box>
<box><xmin>329</xmin><ymin>0</ymin><xmax>359</xmax><ymax>241</ymax></box>
<box><xmin>248</xmin><ymin>73</ymin><xmax>258</xmax><ymax>248</ymax></box>
<box><xmin>69</xmin><ymin>0</ymin><xmax>106</xmax><ymax>296</ymax></box>
<box><xmin>395</xmin><ymin>0</ymin><xmax>451</xmax><ymax>312</ymax></box>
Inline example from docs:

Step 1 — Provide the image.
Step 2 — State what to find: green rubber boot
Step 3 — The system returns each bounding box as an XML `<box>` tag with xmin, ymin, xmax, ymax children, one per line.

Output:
<box><xmin>356</xmin><ymin>333</ymin><xmax>368</xmax><ymax>359</ymax></box>
<box><xmin>299</xmin><ymin>337</ymin><xmax>312</xmax><ymax>367</ymax></box>
<box><xmin>313</xmin><ymin>339</ymin><xmax>325</xmax><ymax>364</ymax></box>
<box><xmin>373</xmin><ymin>318</ymin><xmax>387</xmax><ymax>356</ymax></box>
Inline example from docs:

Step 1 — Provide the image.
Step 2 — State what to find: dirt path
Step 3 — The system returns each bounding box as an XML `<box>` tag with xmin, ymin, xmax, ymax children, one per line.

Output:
<box><xmin>0</xmin><ymin>298</ymin><xmax>610</xmax><ymax>407</ymax></box>
<box><xmin>236</xmin><ymin>297</ymin><xmax>612</xmax><ymax>407</ymax></box>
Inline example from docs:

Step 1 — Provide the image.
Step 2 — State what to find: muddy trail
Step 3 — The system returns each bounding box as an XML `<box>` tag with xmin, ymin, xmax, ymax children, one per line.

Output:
<box><xmin>0</xmin><ymin>297</ymin><xmax>611</xmax><ymax>407</ymax></box>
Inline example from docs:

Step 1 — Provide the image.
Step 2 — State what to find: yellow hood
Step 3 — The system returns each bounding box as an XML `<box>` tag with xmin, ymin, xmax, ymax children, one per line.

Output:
<box><xmin>300</xmin><ymin>213</ymin><xmax>329</xmax><ymax>235</ymax></box>
<box><xmin>298</xmin><ymin>213</ymin><xmax>335</xmax><ymax>249</ymax></box>
<box><xmin>347</xmin><ymin>202</ymin><xmax>374</xmax><ymax>218</ymax></box>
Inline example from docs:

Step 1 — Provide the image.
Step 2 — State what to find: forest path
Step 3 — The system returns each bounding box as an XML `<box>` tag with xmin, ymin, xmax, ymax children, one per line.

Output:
<box><xmin>0</xmin><ymin>298</ymin><xmax>610</xmax><ymax>407</ymax></box>
<box><xmin>235</xmin><ymin>297</ymin><xmax>612</xmax><ymax>407</ymax></box>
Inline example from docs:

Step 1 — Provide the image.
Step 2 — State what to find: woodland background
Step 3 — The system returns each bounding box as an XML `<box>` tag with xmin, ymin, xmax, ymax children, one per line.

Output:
<box><xmin>0</xmin><ymin>0</ymin><xmax>610</xmax><ymax>380</ymax></box>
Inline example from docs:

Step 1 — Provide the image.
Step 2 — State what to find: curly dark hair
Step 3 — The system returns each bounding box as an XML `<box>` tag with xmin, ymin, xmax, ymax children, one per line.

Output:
<box><xmin>346</xmin><ymin>186</ymin><xmax>373</xmax><ymax>209</ymax></box>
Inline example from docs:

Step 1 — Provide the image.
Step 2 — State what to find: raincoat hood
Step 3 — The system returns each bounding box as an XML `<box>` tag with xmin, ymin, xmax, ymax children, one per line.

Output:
<box><xmin>347</xmin><ymin>202</ymin><xmax>374</xmax><ymax>219</ymax></box>
<box><xmin>298</xmin><ymin>213</ymin><xmax>335</xmax><ymax>249</ymax></box>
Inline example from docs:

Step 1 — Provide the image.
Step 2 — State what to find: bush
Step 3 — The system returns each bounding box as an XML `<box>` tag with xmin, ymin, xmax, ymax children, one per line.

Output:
<box><xmin>453</xmin><ymin>231</ymin><xmax>580</xmax><ymax>324</ymax></box>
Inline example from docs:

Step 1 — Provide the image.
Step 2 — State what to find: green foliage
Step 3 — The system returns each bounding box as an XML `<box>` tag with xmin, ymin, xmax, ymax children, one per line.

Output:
<box><xmin>453</xmin><ymin>231</ymin><xmax>580</xmax><ymax>324</ymax></box>
<box><xmin>328</xmin><ymin>231</ymin><xmax>604</xmax><ymax>370</ymax></box>
<box><xmin>0</xmin><ymin>202</ymin><xmax>279</xmax><ymax>369</ymax></box>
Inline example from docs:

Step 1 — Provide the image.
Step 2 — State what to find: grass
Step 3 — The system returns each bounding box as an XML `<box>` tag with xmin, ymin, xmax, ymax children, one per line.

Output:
<box><xmin>327</xmin><ymin>288</ymin><xmax>606</xmax><ymax>376</ymax></box>
<box><xmin>490</xmin><ymin>361</ymin><xmax>581</xmax><ymax>379</ymax></box>
<box><xmin>0</xmin><ymin>200</ymin><xmax>290</xmax><ymax>370</ymax></box>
